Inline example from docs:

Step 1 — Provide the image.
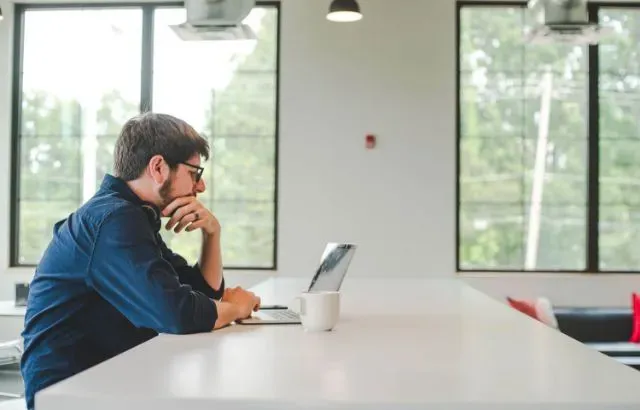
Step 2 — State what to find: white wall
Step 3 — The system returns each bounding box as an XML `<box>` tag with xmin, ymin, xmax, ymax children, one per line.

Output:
<box><xmin>277</xmin><ymin>0</ymin><xmax>455</xmax><ymax>278</ymax></box>
<box><xmin>0</xmin><ymin>0</ymin><xmax>637</xmax><ymax>308</ymax></box>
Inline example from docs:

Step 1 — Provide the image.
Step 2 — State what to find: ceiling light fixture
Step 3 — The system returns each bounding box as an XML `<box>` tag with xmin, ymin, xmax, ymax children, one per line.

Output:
<box><xmin>327</xmin><ymin>0</ymin><xmax>362</xmax><ymax>23</ymax></box>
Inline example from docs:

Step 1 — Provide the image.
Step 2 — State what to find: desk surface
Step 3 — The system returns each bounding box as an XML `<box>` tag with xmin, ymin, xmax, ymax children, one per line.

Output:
<box><xmin>36</xmin><ymin>277</ymin><xmax>640</xmax><ymax>410</ymax></box>
<box><xmin>0</xmin><ymin>303</ymin><xmax>25</xmax><ymax>318</ymax></box>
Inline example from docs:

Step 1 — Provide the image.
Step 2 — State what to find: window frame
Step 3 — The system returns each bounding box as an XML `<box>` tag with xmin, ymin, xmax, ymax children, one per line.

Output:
<box><xmin>456</xmin><ymin>0</ymin><xmax>640</xmax><ymax>273</ymax></box>
<box><xmin>9</xmin><ymin>1</ymin><xmax>281</xmax><ymax>270</ymax></box>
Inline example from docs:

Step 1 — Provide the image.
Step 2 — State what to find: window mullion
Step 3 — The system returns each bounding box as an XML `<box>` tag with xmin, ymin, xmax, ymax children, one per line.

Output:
<box><xmin>10</xmin><ymin>6</ymin><xmax>26</xmax><ymax>267</ymax></box>
<box><xmin>587</xmin><ymin>2</ymin><xmax>600</xmax><ymax>273</ymax></box>
<box><xmin>140</xmin><ymin>5</ymin><xmax>154</xmax><ymax>113</ymax></box>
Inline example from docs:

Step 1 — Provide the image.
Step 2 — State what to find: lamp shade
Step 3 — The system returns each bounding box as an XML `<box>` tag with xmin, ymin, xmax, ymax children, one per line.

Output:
<box><xmin>327</xmin><ymin>0</ymin><xmax>362</xmax><ymax>22</ymax></box>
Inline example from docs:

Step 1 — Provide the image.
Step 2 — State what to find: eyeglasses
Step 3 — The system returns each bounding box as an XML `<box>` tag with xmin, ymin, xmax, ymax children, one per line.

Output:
<box><xmin>180</xmin><ymin>162</ymin><xmax>204</xmax><ymax>183</ymax></box>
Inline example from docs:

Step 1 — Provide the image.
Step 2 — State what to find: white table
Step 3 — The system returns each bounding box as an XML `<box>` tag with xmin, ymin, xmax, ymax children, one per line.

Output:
<box><xmin>35</xmin><ymin>277</ymin><xmax>640</xmax><ymax>410</ymax></box>
<box><xmin>0</xmin><ymin>303</ymin><xmax>26</xmax><ymax>318</ymax></box>
<box><xmin>0</xmin><ymin>303</ymin><xmax>24</xmax><ymax>346</ymax></box>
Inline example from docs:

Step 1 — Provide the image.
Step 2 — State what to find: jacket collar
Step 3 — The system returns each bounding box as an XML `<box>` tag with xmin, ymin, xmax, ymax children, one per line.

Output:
<box><xmin>100</xmin><ymin>174</ymin><xmax>162</xmax><ymax>231</ymax></box>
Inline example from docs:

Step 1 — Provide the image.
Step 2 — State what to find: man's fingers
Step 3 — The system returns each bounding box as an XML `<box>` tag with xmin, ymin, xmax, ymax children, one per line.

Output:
<box><xmin>165</xmin><ymin>201</ymin><xmax>198</xmax><ymax>227</ymax></box>
<box><xmin>173</xmin><ymin>212</ymin><xmax>199</xmax><ymax>233</ymax></box>
<box><xmin>161</xmin><ymin>196</ymin><xmax>195</xmax><ymax>217</ymax></box>
<box><xmin>167</xmin><ymin>208</ymin><xmax>196</xmax><ymax>231</ymax></box>
<box><xmin>166</xmin><ymin>202</ymin><xmax>200</xmax><ymax>230</ymax></box>
<box><xmin>183</xmin><ymin>219</ymin><xmax>206</xmax><ymax>233</ymax></box>
<box><xmin>161</xmin><ymin>197</ymin><xmax>191</xmax><ymax>217</ymax></box>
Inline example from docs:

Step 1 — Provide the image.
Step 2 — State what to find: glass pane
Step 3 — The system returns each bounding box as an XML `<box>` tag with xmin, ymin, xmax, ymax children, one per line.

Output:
<box><xmin>459</xmin><ymin>204</ymin><xmax>585</xmax><ymax>271</ymax></box>
<box><xmin>236</xmin><ymin>9</ymin><xmax>278</xmax><ymax>72</ymax></box>
<box><xmin>212</xmin><ymin>136</ymin><xmax>276</xmax><ymax>202</ymax></box>
<box><xmin>523</xmin><ymin>204</ymin><xmax>585</xmax><ymax>270</ymax></box>
<box><xmin>523</xmin><ymin>36</ymin><xmax>587</xmax><ymax>74</ymax></box>
<box><xmin>523</xmin><ymin>137</ymin><xmax>587</xmax><ymax>206</ymax></box>
<box><xmin>599</xmin><ymin>9</ymin><xmax>640</xmax><ymax>75</ymax></box>
<box><xmin>599</xmin><ymin>73</ymin><xmax>640</xmax><ymax>141</ymax></box>
<box><xmin>459</xmin><ymin>137</ymin><xmax>523</xmax><ymax>204</ymax></box>
<box><xmin>459</xmin><ymin>6</ymin><xmax>524</xmax><ymax>72</ymax></box>
<box><xmin>459</xmin><ymin>204</ymin><xmax>524</xmax><ymax>270</ymax></box>
<box><xmin>212</xmin><ymin>72</ymin><xmax>276</xmax><ymax>136</ymax></box>
<box><xmin>524</xmin><ymin>73</ymin><xmax>587</xmax><ymax>141</ymax></box>
<box><xmin>600</xmin><ymin>140</ymin><xmax>640</xmax><ymax>206</ymax></box>
<box><xmin>152</xmin><ymin>6</ymin><xmax>277</xmax><ymax>126</ymax></box>
<box><xmin>18</xmin><ymin>201</ymin><xmax>77</xmax><ymax>265</ymax></box>
<box><xmin>96</xmin><ymin>135</ymin><xmax>118</xmax><ymax>186</ymax></box>
<box><xmin>521</xmin><ymin>70</ymin><xmax>587</xmax><ymax>207</ymax></box>
<box><xmin>460</xmin><ymin>71</ymin><xmax>524</xmax><ymax>139</ymax></box>
<box><xmin>19</xmin><ymin>90</ymin><xmax>83</xmax><ymax>137</ymax></box>
<box><xmin>600</xmin><ymin>206</ymin><xmax>640</xmax><ymax>271</ymax></box>
<box><xmin>218</xmin><ymin>199</ymin><xmax>275</xmax><ymax>268</ymax></box>
<box><xmin>598</xmin><ymin>9</ymin><xmax>640</xmax><ymax>272</ymax></box>
<box><xmin>522</xmin><ymin>2</ymin><xmax>588</xmax><ymax>72</ymax></box>
<box><xmin>153</xmin><ymin>6</ymin><xmax>278</xmax><ymax>268</ymax></box>
<box><xmin>17</xmin><ymin>8</ymin><xmax>142</xmax><ymax>265</ymax></box>
<box><xmin>19</xmin><ymin>135</ymin><xmax>81</xmax><ymax>202</ymax></box>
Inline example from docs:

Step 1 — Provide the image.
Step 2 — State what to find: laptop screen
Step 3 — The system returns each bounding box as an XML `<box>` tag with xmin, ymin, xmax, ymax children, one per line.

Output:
<box><xmin>307</xmin><ymin>243</ymin><xmax>357</xmax><ymax>292</ymax></box>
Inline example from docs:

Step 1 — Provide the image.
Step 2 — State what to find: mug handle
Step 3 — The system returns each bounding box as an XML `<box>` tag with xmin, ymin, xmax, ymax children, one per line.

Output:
<box><xmin>290</xmin><ymin>296</ymin><xmax>306</xmax><ymax>316</ymax></box>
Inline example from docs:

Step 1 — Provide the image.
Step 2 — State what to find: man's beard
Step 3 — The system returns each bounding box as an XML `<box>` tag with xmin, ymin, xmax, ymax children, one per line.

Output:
<box><xmin>159</xmin><ymin>176</ymin><xmax>174</xmax><ymax>209</ymax></box>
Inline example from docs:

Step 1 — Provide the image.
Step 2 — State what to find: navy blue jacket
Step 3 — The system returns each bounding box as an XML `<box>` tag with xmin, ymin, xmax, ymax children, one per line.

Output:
<box><xmin>20</xmin><ymin>174</ymin><xmax>224</xmax><ymax>410</ymax></box>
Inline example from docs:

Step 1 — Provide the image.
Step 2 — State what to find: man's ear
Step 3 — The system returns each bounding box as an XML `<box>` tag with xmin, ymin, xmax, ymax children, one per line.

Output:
<box><xmin>148</xmin><ymin>155</ymin><xmax>170</xmax><ymax>185</ymax></box>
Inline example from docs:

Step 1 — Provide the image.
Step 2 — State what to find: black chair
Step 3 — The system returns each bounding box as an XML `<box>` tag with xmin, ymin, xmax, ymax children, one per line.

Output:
<box><xmin>554</xmin><ymin>307</ymin><xmax>640</xmax><ymax>369</ymax></box>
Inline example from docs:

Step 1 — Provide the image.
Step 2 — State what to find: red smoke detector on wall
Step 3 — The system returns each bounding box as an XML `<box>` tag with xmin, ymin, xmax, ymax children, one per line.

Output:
<box><xmin>365</xmin><ymin>134</ymin><xmax>376</xmax><ymax>149</ymax></box>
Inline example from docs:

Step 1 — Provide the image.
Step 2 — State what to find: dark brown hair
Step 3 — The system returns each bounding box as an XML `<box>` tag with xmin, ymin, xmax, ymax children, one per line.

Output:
<box><xmin>113</xmin><ymin>112</ymin><xmax>210</xmax><ymax>181</ymax></box>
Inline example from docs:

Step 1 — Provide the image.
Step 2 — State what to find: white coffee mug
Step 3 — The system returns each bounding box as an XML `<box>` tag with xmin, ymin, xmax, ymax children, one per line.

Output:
<box><xmin>292</xmin><ymin>291</ymin><xmax>340</xmax><ymax>331</ymax></box>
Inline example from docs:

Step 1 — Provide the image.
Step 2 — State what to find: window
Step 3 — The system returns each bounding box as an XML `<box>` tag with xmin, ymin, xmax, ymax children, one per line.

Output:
<box><xmin>11</xmin><ymin>3</ymin><xmax>279</xmax><ymax>269</ymax></box>
<box><xmin>598</xmin><ymin>7</ymin><xmax>640</xmax><ymax>271</ymax></box>
<box><xmin>457</xmin><ymin>2</ymin><xmax>640</xmax><ymax>273</ymax></box>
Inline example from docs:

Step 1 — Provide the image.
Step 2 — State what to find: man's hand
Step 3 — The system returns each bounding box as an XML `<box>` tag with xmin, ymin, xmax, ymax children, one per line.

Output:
<box><xmin>223</xmin><ymin>286</ymin><xmax>261</xmax><ymax>318</ymax></box>
<box><xmin>162</xmin><ymin>197</ymin><xmax>220</xmax><ymax>236</ymax></box>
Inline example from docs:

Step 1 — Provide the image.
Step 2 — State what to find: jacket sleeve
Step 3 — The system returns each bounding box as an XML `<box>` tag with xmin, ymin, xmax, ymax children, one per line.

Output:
<box><xmin>155</xmin><ymin>234</ymin><xmax>226</xmax><ymax>301</ymax></box>
<box><xmin>87</xmin><ymin>206</ymin><xmax>218</xmax><ymax>334</ymax></box>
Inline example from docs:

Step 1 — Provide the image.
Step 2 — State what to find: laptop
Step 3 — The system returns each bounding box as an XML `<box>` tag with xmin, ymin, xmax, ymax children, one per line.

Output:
<box><xmin>236</xmin><ymin>243</ymin><xmax>357</xmax><ymax>325</ymax></box>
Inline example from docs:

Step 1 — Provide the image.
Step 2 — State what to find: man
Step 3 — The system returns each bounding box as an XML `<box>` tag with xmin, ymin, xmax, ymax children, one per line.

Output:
<box><xmin>20</xmin><ymin>112</ymin><xmax>261</xmax><ymax>410</ymax></box>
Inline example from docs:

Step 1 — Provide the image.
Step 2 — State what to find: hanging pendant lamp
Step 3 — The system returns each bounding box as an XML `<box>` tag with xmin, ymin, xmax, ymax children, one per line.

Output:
<box><xmin>327</xmin><ymin>0</ymin><xmax>362</xmax><ymax>22</ymax></box>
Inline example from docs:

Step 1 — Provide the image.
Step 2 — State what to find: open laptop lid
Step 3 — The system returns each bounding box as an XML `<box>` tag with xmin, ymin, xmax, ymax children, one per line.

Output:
<box><xmin>306</xmin><ymin>243</ymin><xmax>357</xmax><ymax>292</ymax></box>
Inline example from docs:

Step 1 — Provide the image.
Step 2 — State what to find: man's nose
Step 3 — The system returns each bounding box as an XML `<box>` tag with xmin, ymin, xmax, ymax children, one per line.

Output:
<box><xmin>195</xmin><ymin>178</ymin><xmax>206</xmax><ymax>194</ymax></box>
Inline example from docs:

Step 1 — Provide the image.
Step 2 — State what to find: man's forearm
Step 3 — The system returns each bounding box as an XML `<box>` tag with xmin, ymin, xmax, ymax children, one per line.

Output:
<box><xmin>199</xmin><ymin>232</ymin><xmax>223</xmax><ymax>292</ymax></box>
<box><xmin>213</xmin><ymin>300</ymin><xmax>241</xmax><ymax>329</ymax></box>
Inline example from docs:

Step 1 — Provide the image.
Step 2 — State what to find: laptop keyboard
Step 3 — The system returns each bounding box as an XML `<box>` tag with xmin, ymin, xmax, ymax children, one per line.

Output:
<box><xmin>267</xmin><ymin>310</ymin><xmax>300</xmax><ymax>320</ymax></box>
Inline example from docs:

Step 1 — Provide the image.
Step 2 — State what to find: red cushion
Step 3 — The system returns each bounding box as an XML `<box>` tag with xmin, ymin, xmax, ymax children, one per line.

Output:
<box><xmin>631</xmin><ymin>293</ymin><xmax>640</xmax><ymax>343</ymax></box>
<box><xmin>507</xmin><ymin>297</ymin><xmax>539</xmax><ymax>320</ymax></box>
